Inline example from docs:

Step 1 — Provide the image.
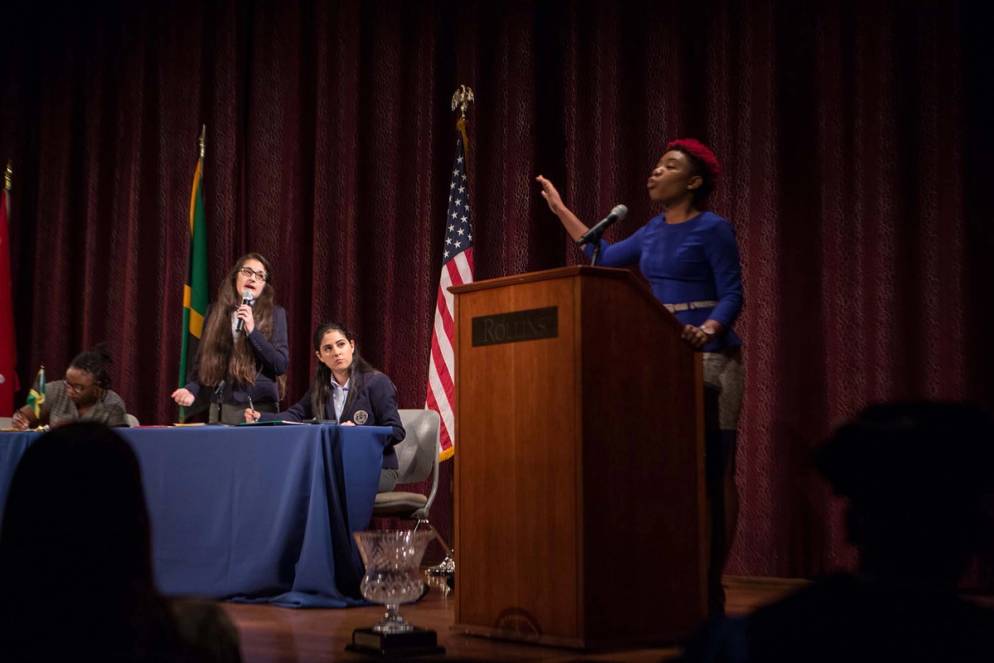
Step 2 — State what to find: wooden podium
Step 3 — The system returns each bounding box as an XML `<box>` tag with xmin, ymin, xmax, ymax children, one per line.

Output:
<box><xmin>450</xmin><ymin>266</ymin><xmax>707</xmax><ymax>648</ymax></box>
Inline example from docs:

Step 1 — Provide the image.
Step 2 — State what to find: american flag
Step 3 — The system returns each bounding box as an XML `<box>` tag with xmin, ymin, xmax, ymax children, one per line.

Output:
<box><xmin>426</xmin><ymin>127</ymin><xmax>474</xmax><ymax>461</ymax></box>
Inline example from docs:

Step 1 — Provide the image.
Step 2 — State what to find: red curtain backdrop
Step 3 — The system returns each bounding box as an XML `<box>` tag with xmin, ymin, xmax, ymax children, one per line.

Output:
<box><xmin>1</xmin><ymin>0</ymin><xmax>992</xmax><ymax>582</ymax></box>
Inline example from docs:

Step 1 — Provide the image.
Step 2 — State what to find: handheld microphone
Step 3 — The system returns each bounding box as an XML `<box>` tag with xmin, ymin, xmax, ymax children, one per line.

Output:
<box><xmin>576</xmin><ymin>204</ymin><xmax>628</xmax><ymax>245</ymax></box>
<box><xmin>235</xmin><ymin>290</ymin><xmax>255</xmax><ymax>333</ymax></box>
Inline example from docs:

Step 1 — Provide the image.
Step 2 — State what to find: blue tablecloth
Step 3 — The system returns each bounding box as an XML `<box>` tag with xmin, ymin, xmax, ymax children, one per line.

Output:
<box><xmin>0</xmin><ymin>424</ymin><xmax>390</xmax><ymax>608</ymax></box>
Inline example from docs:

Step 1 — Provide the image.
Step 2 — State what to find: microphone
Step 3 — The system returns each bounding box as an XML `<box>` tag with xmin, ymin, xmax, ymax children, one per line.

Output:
<box><xmin>235</xmin><ymin>290</ymin><xmax>255</xmax><ymax>333</ymax></box>
<box><xmin>576</xmin><ymin>204</ymin><xmax>628</xmax><ymax>245</ymax></box>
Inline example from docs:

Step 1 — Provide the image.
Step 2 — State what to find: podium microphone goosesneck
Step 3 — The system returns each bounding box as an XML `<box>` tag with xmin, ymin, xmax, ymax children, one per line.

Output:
<box><xmin>577</xmin><ymin>204</ymin><xmax>628</xmax><ymax>246</ymax></box>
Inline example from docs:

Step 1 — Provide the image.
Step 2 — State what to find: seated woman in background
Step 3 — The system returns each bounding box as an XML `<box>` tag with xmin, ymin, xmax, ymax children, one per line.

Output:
<box><xmin>11</xmin><ymin>344</ymin><xmax>128</xmax><ymax>430</ymax></box>
<box><xmin>245</xmin><ymin>321</ymin><xmax>405</xmax><ymax>492</ymax></box>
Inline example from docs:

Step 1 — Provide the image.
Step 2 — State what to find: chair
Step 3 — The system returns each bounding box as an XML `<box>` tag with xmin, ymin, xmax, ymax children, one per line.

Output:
<box><xmin>374</xmin><ymin>409</ymin><xmax>451</xmax><ymax>559</ymax></box>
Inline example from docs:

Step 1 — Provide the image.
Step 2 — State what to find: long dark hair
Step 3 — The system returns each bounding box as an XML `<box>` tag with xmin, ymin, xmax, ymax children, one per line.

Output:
<box><xmin>197</xmin><ymin>253</ymin><xmax>280</xmax><ymax>390</ymax></box>
<box><xmin>70</xmin><ymin>343</ymin><xmax>113</xmax><ymax>389</ymax></box>
<box><xmin>310</xmin><ymin>321</ymin><xmax>375</xmax><ymax>419</ymax></box>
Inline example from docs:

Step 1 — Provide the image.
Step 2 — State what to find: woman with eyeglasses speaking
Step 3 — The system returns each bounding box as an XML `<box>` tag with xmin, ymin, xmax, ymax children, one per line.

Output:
<box><xmin>11</xmin><ymin>344</ymin><xmax>129</xmax><ymax>429</ymax></box>
<box><xmin>171</xmin><ymin>253</ymin><xmax>289</xmax><ymax>424</ymax></box>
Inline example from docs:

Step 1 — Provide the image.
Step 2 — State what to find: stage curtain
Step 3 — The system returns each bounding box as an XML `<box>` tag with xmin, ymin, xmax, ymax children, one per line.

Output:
<box><xmin>1</xmin><ymin>0</ymin><xmax>991</xmax><ymax>583</ymax></box>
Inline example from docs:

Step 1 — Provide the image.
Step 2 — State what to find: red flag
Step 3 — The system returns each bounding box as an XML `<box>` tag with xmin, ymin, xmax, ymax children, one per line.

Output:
<box><xmin>425</xmin><ymin>118</ymin><xmax>475</xmax><ymax>461</ymax></box>
<box><xmin>0</xmin><ymin>179</ymin><xmax>18</xmax><ymax>416</ymax></box>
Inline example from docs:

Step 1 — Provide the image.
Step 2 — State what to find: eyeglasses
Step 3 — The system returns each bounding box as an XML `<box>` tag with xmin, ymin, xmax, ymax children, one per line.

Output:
<box><xmin>238</xmin><ymin>267</ymin><xmax>268</xmax><ymax>281</ymax></box>
<box><xmin>65</xmin><ymin>380</ymin><xmax>94</xmax><ymax>394</ymax></box>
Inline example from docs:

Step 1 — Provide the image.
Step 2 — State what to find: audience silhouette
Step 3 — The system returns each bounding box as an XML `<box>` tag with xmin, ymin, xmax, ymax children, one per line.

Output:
<box><xmin>0</xmin><ymin>422</ymin><xmax>241</xmax><ymax>661</ymax></box>
<box><xmin>681</xmin><ymin>400</ymin><xmax>994</xmax><ymax>663</ymax></box>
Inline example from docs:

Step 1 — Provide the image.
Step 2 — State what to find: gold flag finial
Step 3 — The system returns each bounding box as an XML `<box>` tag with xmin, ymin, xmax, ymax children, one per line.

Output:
<box><xmin>4</xmin><ymin>161</ymin><xmax>11</xmax><ymax>191</ymax></box>
<box><xmin>450</xmin><ymin>85</ymin><xmax>475</xmax><ymax>119</ymax></box>
<box><xmin>198</xmin><ymin>125</ymin><xmax>206</xmax><ymax>159</ymax></box>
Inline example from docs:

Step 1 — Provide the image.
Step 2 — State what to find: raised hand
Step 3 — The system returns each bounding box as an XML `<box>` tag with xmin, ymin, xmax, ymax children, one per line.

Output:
<box><xmin>535</xmin><ymin>175</ymin><xmax>566</xmax><ymax>216</ymax></box>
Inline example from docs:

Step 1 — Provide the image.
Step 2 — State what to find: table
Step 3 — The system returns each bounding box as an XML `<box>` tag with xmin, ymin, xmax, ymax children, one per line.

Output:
<box><xmin>0</xmin><ymin>423</ymin><xmax>390</xmax><ymax>607</ymax></box>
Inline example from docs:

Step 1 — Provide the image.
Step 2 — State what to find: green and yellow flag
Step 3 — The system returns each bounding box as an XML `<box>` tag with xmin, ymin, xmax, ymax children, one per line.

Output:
<box><xmin>178</xmin><ymin>126</ymin><xmax>208</xmax><ymax>416</ymax></box>
<box><xmin>26</xmin><ymin>365</ymin><xmax>45</xmax><ymax>419</ymax></box>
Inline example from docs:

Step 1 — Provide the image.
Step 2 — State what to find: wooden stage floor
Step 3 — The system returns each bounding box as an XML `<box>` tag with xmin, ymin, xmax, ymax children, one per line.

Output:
<box><xmin>221</xmin><ymin>576</ymin><xmax>806</xmax><ymax>662</ymax></box>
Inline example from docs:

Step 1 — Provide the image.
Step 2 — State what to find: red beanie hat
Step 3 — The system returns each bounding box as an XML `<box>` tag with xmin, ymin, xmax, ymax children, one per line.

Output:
<box><xmin>666</xmin><ymin>138</ymin><xmax>721</xmax><ymax>179</ymax></box>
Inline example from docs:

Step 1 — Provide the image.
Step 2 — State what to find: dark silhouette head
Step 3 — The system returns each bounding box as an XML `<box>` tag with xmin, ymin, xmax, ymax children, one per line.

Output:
<box><xmin>681</xmin><ymin>401</ymin><xmax>994</xmax><ymax>663</ymax></box>
<box><xmin>815</xmin><ymin>401</ymin><xmax>994</xmax><ymax>586</ymax></box>
<box><xmin>0</xmin><ymin>422</ymin><xmax>180</xmax><ymax>656</ymax></box>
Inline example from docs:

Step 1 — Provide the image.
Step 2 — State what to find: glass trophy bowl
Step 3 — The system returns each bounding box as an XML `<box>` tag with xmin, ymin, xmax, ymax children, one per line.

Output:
<box><xmin>347</xmin><ymin>529</ymin><xmax>444</xmax><ymax>657</ymax></box>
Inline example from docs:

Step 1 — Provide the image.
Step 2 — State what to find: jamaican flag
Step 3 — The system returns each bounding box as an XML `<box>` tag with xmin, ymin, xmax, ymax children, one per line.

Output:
<box><xmin>178</xmin><ymin>130</ymin><xmax>208</xmax><ymax>414</ymax></box>
<box><xmin>26</xmin><ymin>365</ymin><xmax>45</xmax><ymax>419</ymax></box>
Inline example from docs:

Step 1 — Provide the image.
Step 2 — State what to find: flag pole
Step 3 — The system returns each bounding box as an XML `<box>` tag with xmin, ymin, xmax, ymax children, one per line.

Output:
<box><xmin>0</xmin><ymin>161</ymin><xmax>16</xmax><ymax>416</ymax></box>
<box><xmin>450</xmin><ymin>84</ymin><xmax>474</xmax><ymax>151</ymax></box>
<box><xmin>432</xmin><ymin>84</ymin><xmax>475</xmax><ymax>464</ymax></box>
<box><xmin>178</xmin><ymin>126</ymin><xmax>207</xmax><ymax>422</ymax></box>
<box><xmin>423</xmin><ymin>85</ymin><xmax>477</xmax><ymax>587</ymax></box>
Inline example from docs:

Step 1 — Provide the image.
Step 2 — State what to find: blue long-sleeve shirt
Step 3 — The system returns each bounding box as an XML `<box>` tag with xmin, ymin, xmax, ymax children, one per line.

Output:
<box><xmin>586</xmin><ymin>211</ymin><xmax>744</xmax><ymax>352</ymax></box>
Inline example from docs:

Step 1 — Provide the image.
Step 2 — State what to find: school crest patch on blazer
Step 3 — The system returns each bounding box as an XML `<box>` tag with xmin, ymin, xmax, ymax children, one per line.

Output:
<box><xmin>353</xmin><ymin>409</ymin><xmax>369</xmax><ymax>425</ymax></box>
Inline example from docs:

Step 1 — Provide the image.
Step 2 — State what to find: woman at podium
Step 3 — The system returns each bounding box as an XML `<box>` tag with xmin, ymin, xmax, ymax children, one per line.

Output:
<box><xmin>11</xmin><ymin>345</ymin><xmax>128</xmax><ymax>429</ymax></box>
<box><xmin>243</xmin><ymin>321</ymin><xmax>405</xmax><ymax>492</ymax></box>
<box><xmin>171</xmin><ymin>253</ymin><xmax>289</xmax><ymax>425</ymax></box>
<box><xmin>537</xmin><ymin>138</ymin><xmax>744</xmax><ymax>614</ymax></box>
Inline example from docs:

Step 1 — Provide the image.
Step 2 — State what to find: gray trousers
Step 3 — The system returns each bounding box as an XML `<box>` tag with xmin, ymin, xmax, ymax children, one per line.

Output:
<box><xmin>379</xmin><ymin>468</ymin><xmax>400</xmax><ymax>493</ymax></box>
<box><xmin>701</xmin><ymin>347</ymin><xmax>745</xmax><ymax>614</ymax></box>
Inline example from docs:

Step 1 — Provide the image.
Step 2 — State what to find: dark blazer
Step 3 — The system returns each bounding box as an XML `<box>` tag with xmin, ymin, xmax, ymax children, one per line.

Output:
<box><xmin>184</xmin><ymin>304</ymin><xmax>289</xmax><ymax>406</ymax></box>
<box><xmin>268</xmin><ymin>370</ymin><xmax>405</xmax><ymax>470</ymax></box>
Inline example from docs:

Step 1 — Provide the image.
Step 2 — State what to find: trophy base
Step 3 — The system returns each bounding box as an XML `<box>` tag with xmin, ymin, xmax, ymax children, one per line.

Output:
<box><xmin>346</xmin><ymin>626</ymin><xmax>445</xmax><ymax>658</ymax></box>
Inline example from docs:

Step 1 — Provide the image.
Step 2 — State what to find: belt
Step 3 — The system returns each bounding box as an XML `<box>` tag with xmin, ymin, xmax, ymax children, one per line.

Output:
<box><xmin>663</xmin><ymin>300</ymin><xmax>718</xmax><ymax>313</ymax></box>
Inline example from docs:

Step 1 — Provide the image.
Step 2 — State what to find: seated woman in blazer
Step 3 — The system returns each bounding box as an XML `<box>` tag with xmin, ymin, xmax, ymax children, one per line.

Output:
<box><xmin>245</xmin><ymin>321</ymin><xmax>405</xmax><ymax>492</ymax></box>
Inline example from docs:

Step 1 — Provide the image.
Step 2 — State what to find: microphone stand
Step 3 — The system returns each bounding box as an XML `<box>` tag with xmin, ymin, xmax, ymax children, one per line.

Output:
<box><xmin>210</xmin><ymin>380</ymin><xmax>225</xmax><ymax>424</ymax></box>
<box><xmin>577</xmin><ymin>230</ymin><xmax>604</xmax><ymax>266</ymax></box>
<box><xmin>213</xmin><ymin>311</ymin><xmax>240</xmax><ymax>423</ymax></box>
